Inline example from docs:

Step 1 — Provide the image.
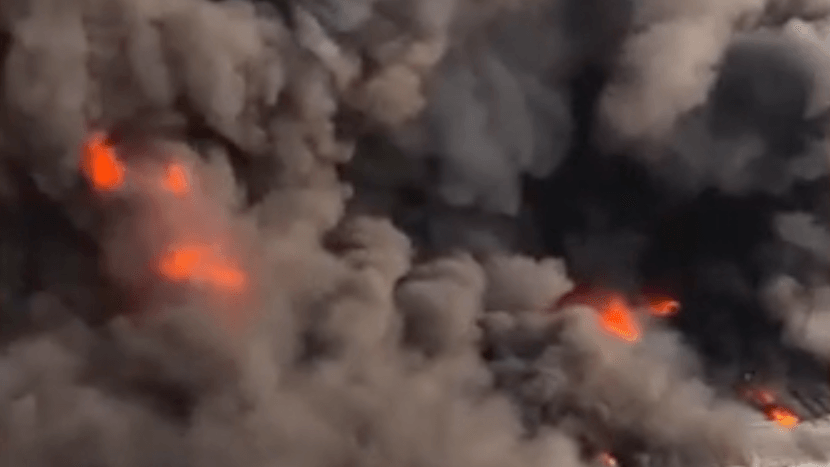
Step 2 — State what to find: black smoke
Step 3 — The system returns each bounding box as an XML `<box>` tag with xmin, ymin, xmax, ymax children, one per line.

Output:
<box><xmin>525</xmin><ymin>31</ymin><xmax>830</xmax><ymax>416</ymax></box>
<box><xmin>4</xmin><ymin>1</ymin><xmax>830</xmax><ymax>466</ymax></box>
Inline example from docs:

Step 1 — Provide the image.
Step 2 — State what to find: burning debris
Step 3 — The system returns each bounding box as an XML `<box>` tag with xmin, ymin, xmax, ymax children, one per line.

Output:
<box><xmin>766</xmin><ymin>407</ymin><xmax>800</xmax><ymax>430</ymax></box>
<box><xmin>741</xmin><ymin>387</ymin><xmax>802</xmax><ymax>430</ymax></box>
<box><xmin>597</xmin><ymin>451</ymin><xmax>619</xmax><ymax>467</ymax></box>
<box><xmin>81</xmin><ymin>132</ymin><xmax>126</xmax><ymax>192</ymax></box>
<box><xmin>2</xmin><ymin>0</ymin><xmax>830</xmax><ymax>467</ymax></box>
<box><xmin>643</xmin><ymin>295</ymin><xmax>681</xmax><ymax>318</ymax></box>
<box><xmin>552</xmin><ymin>285</ymin><xmax>680</xmax><ymax>342</ymax></box>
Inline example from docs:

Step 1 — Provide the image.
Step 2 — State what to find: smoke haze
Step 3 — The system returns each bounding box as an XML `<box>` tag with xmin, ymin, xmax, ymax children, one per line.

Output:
<box><xmin>3</xmin><ymin>0</ymin><xmax>830</xmax><ymax>466</ymax></box>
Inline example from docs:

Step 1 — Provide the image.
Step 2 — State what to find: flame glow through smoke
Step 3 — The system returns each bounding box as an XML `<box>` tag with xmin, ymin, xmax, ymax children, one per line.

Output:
<box><xmin>598</xmin><ymin>452</ymin><xmax>619</xmax><ymax>467</ymax></box>
<box><xmin>643</xmin><ymin>295</ymin><xmax>680</xmax><ymax>317</ymax></box>
<box><xmin>2</xmin><ymin>1</ymin><xmax>830</xmax><ymax>467</ymax></box>
<box><xmin>553</xmin><ymin>287</ymin><xmax>679</xmax><ymax>342</ymax></box>
<box><xmin>162</xmin><ymin>163</ymin><xmax>190</xmax><ymax>196</ymax></box>
<box><xmin>597</xmin><ymin>296</ymin><xmax>641</xmax><ymax>343</ymax></box>
<box><xmin>766</xmin><ymin>406</ymin><xmax>800</xmax><ymax>429</ymax></box>
<box><xmin>741</xmin><ymin>387</ymin><xmax>802</xmax><ymax>429</ymax></box>
<box><xmin>80</xmin><ymin>132</ymin><xmax>250</xmax><ymax>331</ymax></box>
<box><xmin>81</xmin><ymin>132</ymin><xmax>126</xmax><ymax>191</ymax></box>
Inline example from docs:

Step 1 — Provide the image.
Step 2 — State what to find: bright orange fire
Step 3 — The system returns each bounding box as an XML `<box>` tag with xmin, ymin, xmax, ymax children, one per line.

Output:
<box><xmin>554</xmin><ymin>287</ymin><xmax>646</xmax><ymax>342</ymax></box>
<box><xmin>599</xmin><ymin>296</ymin><xmax>641</xmax><ymax>342</ymax></box>
<box><xmin>765</xmin><ymin>406</ymin><xmax>800</xmax><ymax>429</ymax></box>
<box><xmin>158</xmin><ymin>244</ymin><xmax>246</xmax><ymax>291</ymax></box>
<box><xmin>80</xmin><ymin>131</ymin><xmax>253</xmax><ymax>331</ymax></box>
<box><xmin>597</xmin><ymin>452</ymin><xmax>618</xmax><ymax>467</ymax></box>
<box><xmin>740</xmin><ymin>387</ymin><xmax>800</xmax><ymax>429</ymax></box>
<box><xmin>162</xmin><ymin>162</ymin><xmax>189</xmax><ymax>195</ymax></box>
<box><xmin>81</xmin><ymin>132</ymin><xmax>125</xmax><ymax>191</ymax></box>
<box><xmin>644</xmin><ymin>294</ymin><xmax>680</xmax><ymax>317</ymax></box>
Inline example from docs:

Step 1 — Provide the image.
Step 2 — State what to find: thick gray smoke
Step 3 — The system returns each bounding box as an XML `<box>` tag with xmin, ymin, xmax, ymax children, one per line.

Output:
<box><xmin>2</xmin><ymin>0</ymin><xmax>830</xmax><ymax>466</ymax></box>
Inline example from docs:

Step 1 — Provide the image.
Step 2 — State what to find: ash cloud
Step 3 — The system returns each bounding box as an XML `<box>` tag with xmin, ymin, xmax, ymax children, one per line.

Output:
<box><xmin>2</xmin><ymin>0</ymin><xmax>830</xmax><ymax>466</ymax></box>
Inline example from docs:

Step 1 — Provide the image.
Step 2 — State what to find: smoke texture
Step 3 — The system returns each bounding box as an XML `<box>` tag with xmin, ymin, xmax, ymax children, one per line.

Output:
<box><xmin>3</xmin><ymin>0</ymin><xmax>830</xmax><ymax>466</ymax></box>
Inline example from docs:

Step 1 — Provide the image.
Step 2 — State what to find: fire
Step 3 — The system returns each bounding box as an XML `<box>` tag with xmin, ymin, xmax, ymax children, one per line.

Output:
<box><xmin>158</xmin><ymin>247</ymin><xmax>202</xmax><ymax>282</ymax></box>
<box><xmin>599</xmin><ymin>296</ymin><xmax>641</xmax><ymax>342</ymax></box>
<box><xmin>765</xmin><ymin>406</ymin><xmax>800</xmax><ymax>429</ymax></box>
<box><xmin>162</xmin><ymin>162</ymin><xmax>190</xmax><ymax>195</ymax></box>
<box><xmin>554</xmin><ymin>286</ymin><xmax>662</xmax><ymax>343</ymax></box>
<box><xmin>743</xmin><ymin>387</ymin><xmax>776</xmax><ymax>406</ymax></box>
<box><xmin>158</xmin><ymin>244</ymin><xmax>246</xmax><ymax>291</ymax></box>
<box><xmin>643</xmin><ymin>294</ymin><xmax>680</xmax><ymax>317</ymax></box>
<box><xmin>81</xmin><ymin>132</ymin><xmax>126</xmax><ymax>191</ymax></box>
<box><xmin>597</xmin><ymin>452</ymin><xmax>618</xmax><ymax>467</ymax></box>
<box><xmin>739</xmin><ymin>386</ymin><xmax>800</xmax><ymax>429</ymax></box>
<box><xmin>79</xmin><ymin>131</ymin><xmax>252</xmax><ymax>330</ymax></box>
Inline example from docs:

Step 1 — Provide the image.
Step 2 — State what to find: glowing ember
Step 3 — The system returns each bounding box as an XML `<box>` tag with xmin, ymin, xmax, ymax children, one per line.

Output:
<box><xmin>158</xmin><ymin>244</ymin><xmax>246</xmax><ymax>291</ymax></box>
<box><xmin>765</xmin><ymin>406</ymin><xmax>799</xmax><ymax>429</ymax></box>
<box><xmin>204</xmin><ymin>262</ymin><xmax>247</xmax><ymax>290</ymax></box>
<box><xmin>744</xmin><ymin>387</ymin><xmax>777</xmax><ymax>406</ymax></box>
<box><xmin>597</xmin><ymin>452</ymin><xmax>618</xmax><ymax>467</ymax></box>
<box><xmin>162</xmin><ymin>162</ymin><xmax>190</xmax><ymax>195</ymax></box>
<box><xmin>158</xmin><ymin>247</ymin><xmax>202</xmax><ymax>281</ymax></box>
<box><xmin>599</xmin><ymin>296</ymin><xmax>641</xmax><ymax>342</ymax></box>
<box><xmin>739</xmin><ymin>387</ymin><xmax>800</xmax><ymax>429</ymax></box>
<box><xmin>77</xmin><ymin>133</ymin><xmax>251</xmax><ymax>332</ymax></box>
<box><xmin>81</xmin><ymin>132</ymin><xmax>125</xmax><ymax>191</ymax></box>
<box><xmin>554</xmin><ymin>287</ymin><xmax>643</xmax><ymax>342</ymax></box>
<box><xmin>644</xmin><ymin>294</ymin><xmax>680</xmax><ymax>316</ymax></box>
<box><xmin>555</xmin><ymin>286</ymin><xmax>621</xmax><ymax>313</ymax></box>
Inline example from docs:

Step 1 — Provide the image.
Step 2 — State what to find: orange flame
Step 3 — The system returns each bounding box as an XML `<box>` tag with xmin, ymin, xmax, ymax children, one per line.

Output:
<box><xmin>78</xmin><ymin>133</ymin><xmax>252</xmax><ymax>330</ymax></box>
<box><xmin>741</xmin><ymin>387</ymin><xmax>800</xmax><ymax>429</ymax></box>
<box><xmin>597</xmin><ymin>452</ymin><xmax>618</xmax><ymax>467</ymax></box>
<box><xmin>153</xmin><ymin>159</ymin><xmax>245</xmax><ymax>292</ymax></box>
<box><xmin>158</xmin><ymin>244</ymin><xmax>246</xmax><ymax>292</ymax></box>
<box><xmin>744</xmin><ymin>387</ymin><xmax>777</xmax><ymax>406</ymax></box>
<box><xmin>644</xmin><ymin>294</ymin><xmax>680</xmax><ymax>317</ymax></box>
<box><xmin>554</xmin><ymin>287</ymin><xmax>643</xmax><ymax>343</ymax></box>
<box><xmin>599</xmin><ymin>296</ymin><xmax>641</xmax><ymax>342</ymax></box>
<box><xmin>162</xmin><ymin>162</ymin><xmax>190</xmax><ymax>195</ymax></box>
<box><xmin>765</xmin><ymin>406</ymin><xmax>799</xmax><ymax>429</ymax></box>
<box><xmin>81</xmin><ymin>132</ymin><xmax>125</xmax><ymax>191</ymax></box>
<box><xmin>158</xmin><ymin>247</ymin><xmax>202</xmax><ymax>282</ymax></box>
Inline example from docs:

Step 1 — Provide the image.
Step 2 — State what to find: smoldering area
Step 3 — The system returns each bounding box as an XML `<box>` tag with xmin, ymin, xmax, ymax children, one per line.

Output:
<box><xmin>2</xmin><ymin>1</ymin><xmax>830</xmax><ymax>467</ymax></box>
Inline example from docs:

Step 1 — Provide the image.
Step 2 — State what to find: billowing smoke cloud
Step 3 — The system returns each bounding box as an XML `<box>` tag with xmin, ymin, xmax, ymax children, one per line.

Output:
<box><xmin>3</xmin><ymin>0</ymin><xmax>830</xmax><ymax>466</ymax></box>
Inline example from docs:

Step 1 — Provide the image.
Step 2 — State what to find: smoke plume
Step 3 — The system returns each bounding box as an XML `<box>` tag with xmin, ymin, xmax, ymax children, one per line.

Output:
<box><xmin>3</xmin><ymin>0</ymin><xmax>830</xmax><ymax>466</ymax></box>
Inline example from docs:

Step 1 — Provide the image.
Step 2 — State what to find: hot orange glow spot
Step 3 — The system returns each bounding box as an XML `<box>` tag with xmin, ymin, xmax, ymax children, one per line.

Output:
<box><xmin>741</xmin><ymin>387</ymin><xmax>800</xmax><ymax>429</ymax></box>
<box><xmin>554</xmin><ymin>286</ymin><xmax>643</xmax><ymax>343</ymax></box>
<box><xmin>204</xmin><ymin>263</ymin><xmax>246</xmax><ymax>290</ymax></box>
<box><xmin>158</xmin><ymin>244</ymin><xmax>246</xmax><ymax>292</ymax></box>
<box><xmin>743</xmin><ymin>387</ymin><xmax>777</xmax><ymax>406</ymax></box>
<box><xmin>599</xmin><ymin>296</ymin><xmax>641</xmax><ymax>342</ymax></box>
<box><xmin>158</xmin><ymin>247</ymin><xmax>202</xmax><ymax>281</ymax></box>
<box><xmin>644</xmin><ymin>294</ymin><xmax>680</xmax><ymax>317</ymax></box>
<box><xmin>765</xmin><ymin>406</ymin><xmax>799</xmax><ymax>429</ymax></box>
<box><xmin>81</xmin><ymin>132</ymin><xmax>125</xmax><ymax>191</ymax></box>
<box><xmin>597</xmin><ymin>452</ymin><xmax>618</xmax><ymax>467</ymax></box>
<box><xmin>162</xmin><ymin>163</ymin><xmax>189</xmax><ymax>195</ymax></box>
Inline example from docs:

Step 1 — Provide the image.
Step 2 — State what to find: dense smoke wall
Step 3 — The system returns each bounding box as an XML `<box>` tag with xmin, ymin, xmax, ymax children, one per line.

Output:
<box><xmin>2</xmin><ymin>0</ymin><xmax>830</xmax><ymax>466</ymax></box>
